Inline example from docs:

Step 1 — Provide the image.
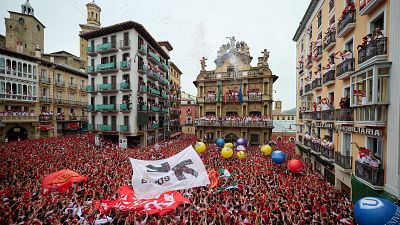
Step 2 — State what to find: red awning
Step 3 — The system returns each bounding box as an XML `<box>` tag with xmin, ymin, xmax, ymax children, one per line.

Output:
<box><xmin>37</xmin><ymin>125</ymin><xmax>54</xmax><ymax>131</ymax></box>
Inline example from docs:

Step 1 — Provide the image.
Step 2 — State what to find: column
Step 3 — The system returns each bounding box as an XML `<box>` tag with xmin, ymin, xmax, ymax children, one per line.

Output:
<box><xmin>386</xmin><ymin>0</ymin><xmax>400</xmax><ymax>199</ymax></box>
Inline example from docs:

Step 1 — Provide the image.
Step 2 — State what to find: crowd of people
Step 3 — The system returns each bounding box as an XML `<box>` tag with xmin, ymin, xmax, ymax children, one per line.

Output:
<box><xmin>0</xmin><ymin>134</ymin><xmax>354</xmax><ymax>224</ymax></box>
<box><xmin>0</xmin><ymin>109</ymin><xmax>35</xmax><ymax>116</ymax></box>
<box><xmin>195</xmin><ymin>115</ymin><xmax>273</xmax><ymax>127</ymax></box>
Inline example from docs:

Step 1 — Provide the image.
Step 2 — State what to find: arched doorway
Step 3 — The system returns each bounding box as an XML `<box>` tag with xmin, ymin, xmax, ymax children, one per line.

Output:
<box><xmin>7</xmin><ymin>126</ymin><xmax>28</xmax><ymax>141</ymax></box>
<box><xmin>225</xmin><ymin>133</ymin><xmax>238</xmax><ymax>143</ymax></box>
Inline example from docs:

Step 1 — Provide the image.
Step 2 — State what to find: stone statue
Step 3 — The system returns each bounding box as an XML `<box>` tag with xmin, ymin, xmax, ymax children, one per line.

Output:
<box><xmin>240</xmin><ymin>42</ymin><xmax>250</xmax><ymax>55</ymax></box>
<box><xmin>226</xmin><ymin>36</ymin><xmax>236</xmax><ymax>49</ymax></box>
<box><xmin>262</xmin><ymin>49</ymin><xmax>270</xmax><ymax>64</ymax></box>
<box><xmin>200</xmin><ymin>57</ymin><xmax>207</xmax><ymax>71</ymax></box>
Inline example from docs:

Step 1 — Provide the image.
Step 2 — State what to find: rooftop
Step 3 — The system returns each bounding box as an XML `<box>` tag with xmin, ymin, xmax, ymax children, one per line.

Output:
<box><xmin>292</xmin><ymin>0</ymin><xmax>319</xmax><ymax>42</ymax></box>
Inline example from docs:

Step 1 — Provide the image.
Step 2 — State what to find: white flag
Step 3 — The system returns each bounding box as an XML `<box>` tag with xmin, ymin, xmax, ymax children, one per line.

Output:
<box><xmin>129</xmin><ymin>145</ymin><xmax>210</xmax><ymax>199</ymax></box>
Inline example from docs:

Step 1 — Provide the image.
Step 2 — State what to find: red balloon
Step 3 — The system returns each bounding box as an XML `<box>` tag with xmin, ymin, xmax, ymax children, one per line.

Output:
<box><xmin>287</xmin><ymin>160</ymin><xmax>303</xmax><ymax>173</ymax></box>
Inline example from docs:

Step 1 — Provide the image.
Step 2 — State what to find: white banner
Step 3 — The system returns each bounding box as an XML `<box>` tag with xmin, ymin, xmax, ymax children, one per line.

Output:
<box><xmin>129</xmin><ymin>146</ymin><xmax>210</xmax><ymax>199</ymax></box>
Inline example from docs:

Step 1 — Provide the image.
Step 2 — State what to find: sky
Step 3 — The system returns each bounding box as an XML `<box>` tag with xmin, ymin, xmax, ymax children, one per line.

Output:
<box><xmin>0</xmin><ymin>0</ymin><xmax>310</xmax><ymax>110</ymax></box>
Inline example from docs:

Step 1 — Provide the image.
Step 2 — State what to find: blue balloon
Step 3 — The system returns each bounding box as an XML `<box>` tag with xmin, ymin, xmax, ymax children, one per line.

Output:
<box><xmin>215</xmin><ymin>138</ymin><xmax>225</xmax><ymax>147</ymax></box>
<box><xmin>271</xmin><ymin>150</ymin><xmax>286</xmax><ymax>164</ymax></box>
<box><xmin>236</xmin><ymin>138</ymin><xmax>248</xmax><ymax>147</ymax></box>
<box><xmin>354</xmin><ymin>197</ymin><xmax>400</xmax><ymax>225</ymax></box>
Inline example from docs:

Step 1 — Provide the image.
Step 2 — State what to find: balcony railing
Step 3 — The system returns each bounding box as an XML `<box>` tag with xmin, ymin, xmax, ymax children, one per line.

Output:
<box><xmin>86</xmin><ymin>46</ymin><xmax>95</xmax><ymax>54</ymax></box>
<box><xmin>321</xmin><ymin>109</ymin><xmax>334</xmax><ymax>120</ymax></box>
<box><xmin>161</xmin><ymin>92</ymin><xmax>168</xmax><ymax>99</ymax></box>
<box><xmin>138</xmin><ymin>64</ymin><xmax>147</xmax><ymax>74</ymax></box>
<box><xmin>304</xmin><ymin>84</ymin><xmax>312</xmax><ymax>93</ymax></box>
<box><xmin>87</xmin><ymin>85</ymin><xmax>96</xmax><ymax>92</ymax></box>
<box><xmin>68</xmin><ymin>83</ymin><xmax>77</xmax><ymax>89</ymax></box>
<box><xmin>88</xmin><ymin>124</ymin><xmax>94</xmax><ymax>131</ymax></box>
<box><xmin>310</xmin><ymin>141</ymin><xmax>321</xmax><ymax>153</ymax></box>
<box><xmin>323</xmin><ymin>31</ymin><xmax>336</xmax><ymax>50</ymax></box>
<box><xmin>98</xmin><ymin>83</ymin><xmax>116</xmax><ymax>91</ymax></box>
<box><xmin>120</xmin><ymin>82</ymin><xmax>130</xmax><ymax>90</ymax></box>
<box><xmin>120</xmin><ymin>61</ymin><xmax>130</xmax><ymax>70</ymax></box>
<box><xmin>138</xmin><ymin>104</ymin><xmax>148</xmax><ymax>111</ymax></box>
<box><xmin>301</xmin><ymin>111</ymin><xmax>312</xmax><ymax>120</ymax></box>
<box><xmin>312</xmin><ymin>111</ymin><xmax>321</xmax><ymax>120</ymax></box>
<box><xmin>161</xmin><ymin>108</ymin><xmax>168</xmax><ymax>113</ymax></box>
<box><xmin>358</xmin><ymin>37</ymin><xmax>387</xmax><ymax>65</ymax></box>
<box><xmin>148</xmin><ymin>87</ymin><xmax>160</xmax><ymax>96</ymax></box>
<box><xmin>151</xmin><ymin>106</ymin><xmax>160</xmax><ymax>112</ymax></box>
<box><xmin>55</xmin><ymin>79</ymin><xmax>64</xmax><ymax>86</ymax></box>
<box><xmin>96</xmin><ymin>124</ymin><xmax>113</xmax><ymax>131</ymax></box>
<box><xmin>88</xmin><ymin>105</ymin><xmax>93</xmax><ymax>112</ymax></box>
<box><xmin>355</xmin><ymin>161</ymin><xmax>384</xmax><ymax>187</ymax></box>
<box><xmin>0</xmin><ymin>115</ymin><xmax>38</xmax><ymax>122</ymax></box>
<box><xmin>97</xmin><ymin>62</ymin><xmax>117</xmax><ymax>72</ymax></box>
<box><xmin>138</xmin><ymin>44</ymin><xmax>147</xmax><ymax>54</ymax></box>
<box><xmin>96</xmin><ymin>42</ymin><xmax>117</xmax><ymax>52</ymax></box>
<box><xmin>337</xmin><ymin>9</ymin><xmax>356</xmax><ymax>37</ymax></box>
<box><xmin>87</xmin><ymin>66</ymin><xmax>95</xmax><ymax>74</ymax></box>
<box><xmin>304</xmin><ymin>139</ymin><xmax>312</xmax><ymax>148</ymax></box>
<box><xmin>39</xmin><ymin>114</ymin><xmax>53</xmax><ymax>122</ymax></box>
<box><xmin>248</xmin><ymin>93</ymin><xmax>262</xmax><ymax>101</ymax></box>
<box><xmin>336</xmin><ymin>58</ymin><xmax>355</xmax><ymax>78</ymax></box>
<box><xmin>138</xmin><ymin>85</ymin><xmax>148</xmax><ymax>93</ymax></box>
<box><xmin>322</xmin><ymin>70</ymin><xmax>335</xmax><ymax>85</ymax></box>
<box><xmin>335</xmin><ymin>108</ymin><xmax>353</xmax><ymax>121</ymax></box>
<box><xmin>39</xmin><ymin>97</ymin><xmax>53</xmax><ymax>103</ymax></box>
<box><xmin>120</xmin><ymin>104</ymin><xmax>129</xmax><ymax>111</ymax></box>
<box><xmin>95</xmin><ymin>104</ymin><xmax>116</xmax><ymax>111</ymax></box>
<box><xmin>195</xmin><ymin>119</ymin><xmax>274</xmax><ymax>128</ymax></box>
<box><xmin>40</xmin><ymin>76</ymin><xmax>50</xmax><ymax>84</ymax></box>
<box><xmin>160</xmin><ymin>63</ymin><xmax>168</xmax><ymax>72</ymax></box>
<box><xmin>312</xmin><ymin>78</ymin><xmax>322</xmax><ymax>90</ymax></box>
<box><xmin>148</xmin><ymin>51</ymin><xmax>161</xmax><ymax>64</ymax></box>
<box><xmin>335</xmin><ymin>153</ymin><xmax>352</xmax><ymax>170</ymax></box>
<box><xmin>119</xmin><ymin>125</ymin><xmax>129</xmax><ymax>132</ymax></box>
<box><xmin>205</xmin><ymin>95</ymin><xmax>217</xmax><ymax>102</ymax></box>
<box><xmin>321</xmin><ymin>146</ymin><xmax>334</xmax><ymax>160</ymax></box>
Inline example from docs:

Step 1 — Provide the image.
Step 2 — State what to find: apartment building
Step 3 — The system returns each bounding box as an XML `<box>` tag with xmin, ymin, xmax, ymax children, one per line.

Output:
<box><xmin>293</xmin><ymin>0</ymin><xmax>400</xmax><ymax>202</ymax></box>
<box><xmin>80</xmin><ymin>21</ymin><xmax>172</xmax><ymax>147</ymax></box>
<box><xmin>168</xmin><ymin>61</ymin><xmax>182</xmax><ymax>137</ymax></box>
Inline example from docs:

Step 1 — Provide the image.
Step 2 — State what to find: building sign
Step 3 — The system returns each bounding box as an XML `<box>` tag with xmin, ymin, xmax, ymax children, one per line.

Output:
<box><xmin>336</xmin><ymin>125</ymin><xmax>383</xmax><ymax>137</ymax></box>
<box><xmin>119</xmin><ymin>138</ymin><xmax>127</xmax><ymax>149</ymax></box>
<box><xmin>312</xmin><ymin>122</ymin><xmax>333</xmax><ymax>128</ymax></box>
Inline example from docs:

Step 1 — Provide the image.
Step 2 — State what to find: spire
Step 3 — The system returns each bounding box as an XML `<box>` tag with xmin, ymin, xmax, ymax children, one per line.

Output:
<box><xmin>21</xmin><ymin>0</ymin><xmax>34</xmax><ymax>15</ymax></box>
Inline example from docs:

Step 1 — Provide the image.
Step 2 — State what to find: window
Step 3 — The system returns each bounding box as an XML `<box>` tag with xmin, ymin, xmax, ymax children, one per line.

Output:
<box><xmin>70</xmin><ymin>108</ymin><xmax>75</xmax><ymax>114</ymax></box>
<box><xmin>317</xmin><ymin>11</ymin><xmax>322</xmax><ymax>28</ymax></box>
<box><xmin>227</xmin><ymin>66</ymin><xmax>235</xmax><ymax>72</ymax></box>
<box><xmin>37</xmin><ymin>25</ymin><xmax>40</xmax><ymax>31</ymax></box>
<box><xmin>70</xmin><ymin>77</ymin><xmax>74</xmax><ymax>85</ymax></box>
<box><xmin>41</xmin><ymin>69</ymin><xmax>48</xmax><ymax>78</ymax></box>
<box><xmin>345</xmin><ymin>39</ymin><xmax>354</xmax><ymax>54</ymax></box>
<box><xmin>367</xmin><ymin>137</ymin><xmax>383</xmax><ymax>162</ymax></box>
<box><xmin>57</xmin><ymin>73</ymin><xmax>62</xmax><ymax>82</ymax></box>
<box><xmin>103</xmin><ymin>96</ymin><xmax>108</xmax><ymax>104</ymax></box>
<box><xmin>19</xmin><ymin>18</ymin><xmax>25</xmax><ymax>25</ymax></box>
<box><xmin>69</xmin><ymin>93</ymin><xmax>75</xmax><ymax>101</ymax></box>
<box><xmin>342</xmin><ymin>133</ymin><xmax>351</xmax><ymax>156</ymax></box>
<box><xmin>370</xmin><ymin>12</ymin><xmax>384</xmax><ymax>33</ymax></box>
<box><xmin>57</xmin><ymin>108</ymin><xmax>62</xmax><ymax>114</ymax></box>
<box><xmin>103</xmin><ymin>116</ymin><xmax>108</xmax><ymax>124</ymax></box>
<box><xmin>102</xmin><ymin>37</ymin><xmax>108</xmax><ymax>44</ymax></box>
<box><xmin>56</xmin><ymin>92</ymin><xmax>62</xmax><ymax>100</ymax></box>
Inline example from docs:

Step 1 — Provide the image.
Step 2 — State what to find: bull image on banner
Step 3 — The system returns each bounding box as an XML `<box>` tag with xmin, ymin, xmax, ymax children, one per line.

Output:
<box><xmin>129</xmin><ymin>146</ymin><xmax>210</xmax><ymax>199</ymax></box>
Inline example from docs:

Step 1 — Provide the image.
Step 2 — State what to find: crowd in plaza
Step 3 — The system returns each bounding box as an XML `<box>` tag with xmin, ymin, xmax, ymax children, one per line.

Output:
<box><xmin>195</xmin><ymin>115</ymin><xmax>273</xmax><ymax>127</ymax></box>
<box><xmin>0</xmin><ymin>133</ymin><xmax>354</xmax><ymax>224</ymax></box>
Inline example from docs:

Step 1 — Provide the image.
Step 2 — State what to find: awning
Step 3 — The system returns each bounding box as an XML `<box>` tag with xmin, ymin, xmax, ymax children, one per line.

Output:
<box><xmin>37</xmin><ymin>124</ymin><xmax>54</xmax><ymax>131</ymax></box>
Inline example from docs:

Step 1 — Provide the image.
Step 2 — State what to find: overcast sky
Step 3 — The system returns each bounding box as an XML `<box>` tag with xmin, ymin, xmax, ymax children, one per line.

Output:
<box><xmin>1</xmin><ymin>0</ymin><xmax>309</xmax><ymax>110</ymax></box>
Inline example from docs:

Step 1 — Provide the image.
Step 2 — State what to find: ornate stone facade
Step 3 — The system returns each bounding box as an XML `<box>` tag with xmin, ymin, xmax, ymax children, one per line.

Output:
<box><xmin>194</xmin><ymin>38</ymin><xmax>278</xmax><ymax>145</ymax></box>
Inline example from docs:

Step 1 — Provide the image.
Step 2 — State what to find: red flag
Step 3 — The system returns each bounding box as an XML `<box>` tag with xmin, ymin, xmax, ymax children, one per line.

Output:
<box><xmin>208</xmin><ymin>169</ymin><xmax>219</xmax><ymax>189</ymax></box>
<box><xmin>42</xmin><ymin>169</ymin><xmax>88</xmax><ymax>193</ymax></box>
<box><xmin>95</xmin><ymin>186</ymin><xmax>190</xmax><ymax>215</ymax></box>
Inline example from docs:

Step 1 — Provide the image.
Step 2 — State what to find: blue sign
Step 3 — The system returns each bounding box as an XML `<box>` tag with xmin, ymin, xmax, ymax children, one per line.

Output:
<box><xmin>354</xmin><ymin>197</ymin><xmax>400</xmax><ymax>225</ymax></box>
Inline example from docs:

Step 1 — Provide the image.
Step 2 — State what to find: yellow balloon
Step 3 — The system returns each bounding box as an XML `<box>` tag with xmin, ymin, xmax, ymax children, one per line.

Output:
<box><xmin>261</xmin><ymin>145</ymin><xmax>272</xmax><ymax>156</ymax></box>
<box><xmin>221</xmin><ymin>147</ymin><xmax>233</xmax><ymax>159</ymax></box>
<box><xmin>224</xmin><ymin>143</ymin><xmax>234</xmax><ymax>148</ymax></box>
<box><xmin>194</xmin><ymin>142</ymin><xmax>206</xmax><ymax>154</ymax></box>
<box><xmin>237</xmin><ymin>151</ymin><xmax>246</xmax><ymax>160</ymax></box>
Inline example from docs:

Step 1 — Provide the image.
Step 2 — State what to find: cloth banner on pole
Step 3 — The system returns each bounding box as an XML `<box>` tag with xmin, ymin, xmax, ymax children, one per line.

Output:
<box><xmin>129</xmin><ymin>145</ymin><xmax>210</xmax><ymax>199</ymax></box>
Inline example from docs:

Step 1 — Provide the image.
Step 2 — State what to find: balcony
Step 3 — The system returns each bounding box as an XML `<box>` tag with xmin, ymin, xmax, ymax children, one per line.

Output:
<box><xmin>321</xmin><ymin>109</ymin><xmax>334</xmax><ymax>120</ymax></box>
<box><xmin>329</xmin><ymin>0</ymin><xmax>335</xmax><ymax>12</ymax></box>
<box><xmin>87</xmin><ymin>66</ymin><xmax>96</xmax><ymax>75</ymax></box>
<box><xmin>151</xmin><ymin>106</ymin><xmax>160</xmax><ymax>112</ymax></box>
<box><xmin>321</xmin><ymin>146</ymin><xmax>335</xmax><ymax>162</ymax></box>
<box><xmin>336</xmin><ymin>58</ymin><xmax>355</xmax><ymax>80</ymax></box>
<box><xmin>147</xmin><ymin>51</ymin><xmax>161</xmax><ymax>65</ymax></box>
<box><xmin>138</xmin><ymin>85</ymin><xmax>148</xmax><ymax>93</ymax></box>
<box><xmin>335</xmin><ymin>108</ymin><xmax>353</xmax><ymax>123</ymax></box>
<box><xmin>335</xmin><ymin>153</ymin><xmax>352</xmax><ymax>171</ymax></box>
<box><xmin>120</xmin><ymin>104</ymin><xmax>129</xmax><ymax>111</ymax></box>
<box><xmin>96</xmin><ymin>62</ymin><xmax>117</xmax><ymax>74</ymax></box>
<box><xmin>312</xmin><ymin>78</ymin><xmax>322</xmax><ymax>90</ymax></box>
<box><xmin>39</xmin><ymin>114</ymin><xmax>53</xmax><ymax>122</ymax></box>
<box><xmin>55</xmin><ymin>79</ymin><xmax>64</xmax><ymax>87</ymax></box>
<box><xmin>98</xmin><ymin>83</ymin><xmax>117</xmax><ymax>92</ymax></box>
<box><xmin>119</xmin><ymin>39</ymin><xmax>130</xmax><ymax>50</ymax></box>
<box><xmin>0</xmin><ymin>115</ymin><xmax>38</xmax><ymax>123</ymax></box>
<box><xmin>337</xmin><ymin>9</ymin><xmax>356</xmax><ymax>38</ymax></box>
<box><xmin>148</xmin><ymin>70</ymin><xmax>161</xmax><ymax>81</ymax></box>
<box><xmin>39</xmin><ymin>97</ymin><xmax>53</xmax><ymax>104</ymax></box>
<box><xmin>355</xmin><ymin>161</ymin><xmax>384</xmax><ymax>189</ymax></box>
<box><xmin>312</xmin><ymin>111</ymin><xmax>321</xmax><ymax>120</ymax></box>
<box><xmin>148</xmin><ymin>87</ymin><xmax>160</xmax><ymax>96</ymax></box>
<box><xmin>119</xmin><ymin>125</ymin><xmax>130</xmax><ymax>132</ymax></box>
<box><xmin>305</xmin><ymin>58</ymin><xmax>313</xmax><ymax>69</ymax></box>
<box><xmin>247</xmin><ymin>93</ymin><xmax>262</xmax><ymax>102</ymax></box>
<box><xmin>68</xmin><ymin>83</ymin><xmax>77</xmax><ymax>89</ymax></box>
<box><xmin>160</xmin><ymin>63</ymin><xmax>168</xmax><ymax>72</ymax></box>
<box><xmin>302</xmin><ymin>111</ymin><xmax>313</xmax><ymax>120</ymax></box>
<box><xmin>88</xmin><ymin>105</ymin><xmax>93</xmax><ymax>112</ymax></box>
<box><xmin>322</xmin><ymin>70</ymin><xmax>335</xmax><ymax>86</ymax></box>
<box><xmin>95</xmin><ymin>104</ymin><xmax>116</xmax><ymax>111</ymax></box>
<box><xmin>195</xmin><ymin>119</ymin><xmax>274</xmax><ymax>129</ymax></box>
<box><xmin>88</xmin><ymin>124</ymin><xmax>94</xmax><ymax>131</ymax></box>
<box><xmin>359</xmin><ymin>0</ymin><xmax>385</xmax><ymax>16</ymax></box>
<box><xmin>87</xmin><ymin>85</ymin><xmax>97</xmax><ymax>93</ymax></box>
<box><xmin>119</xmin><ymin>82</ymin><xmax>130</xmax><ymax>91</ymax></box>
<box><xmin>96</xmin><ymin>124</ymin><xmax>113</xmax><ymax>131</ymax></box>
<box><xmin>313</xmin><ymin>46</ymin><xmax>322</xmax><ymax>61</ymax></box>
<box><xmin>161</xmin><ymin>108</ymin><xmax>168</xmax><ymax>113</ymax></box>
<box><xmin>96</xmin><ymin>42</ymin><xmax>117</xmax><ymax>54</ymax></box>
<box><xmin>160</xmin><ymin>78</ymin><xmax>169</xmax><ymax>86</ymax></box>
<box><xmin>160</xmin><ymin>92</ymin><xmax>168</xmax><ymax>99</ymax></box>
<box><xmin>138</xmin><ymin>64</ymin><xmax>147</xmax><ymax>74</ymax></box>
<box><xmin>120</xmin><ymin>61</ymin><xmax>130</xmax><ymax>71</ymax></box>
<box><xmin>138</xmin><ymin>104</ymin><xmax>148</xmax><ymax>111</ymax></box>
<box><xmin>40</xmin><ymin>76</ymin><xmax>50</xmax><ymax>84</ymax></box>
<box><xmin>304</xmin><ymin>139</ymin><xmax>312</xmax><ymax>149</ymax></box>
<box><xmin>138</xmin><ymin>44</ymin><xmax>147</xmax><ymax>55</ymax></box>
<box><xmin>304</xmin><ymin>83</ymin><xmax>312</xmax><ymax>95</ymax></box>
<box><xmin>86</xmin><ymin>46</ymin><xmax>97</xmax><ymax>56</ymax></box>
<box><xmin>358</xmin><ymin>37</ymin><xmax>387</xmax><ymax>69</ymax></box>
<box><xmin>310</xmin><ymin>141</ymin><xmax>321</xmax><ymax>154</ymax></box>
<box><xmin>81</xmin><ymin>85</ymin><xmax>88</xmax><ymax>92</ymax></box>
<box><xmin>323</xmin><ymin>31</ymin><xmax>336</xmax><ymax>51</ymax></box>
<box><xmin>353</xmin><ymin>105</ymin><xmax>387</xmax><ymax>126</ymax></box>
<box><xmin>151</xmin><ymin>123</ymin><xmax>160</xmax><ymax>129</ymax></box>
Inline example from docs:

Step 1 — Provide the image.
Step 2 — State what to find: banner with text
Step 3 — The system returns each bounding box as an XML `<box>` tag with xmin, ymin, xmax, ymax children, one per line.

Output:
<box><xmin>129</xmin><ymin>145</ymin><xmax>210</xmax><ymax>199</ymax></box>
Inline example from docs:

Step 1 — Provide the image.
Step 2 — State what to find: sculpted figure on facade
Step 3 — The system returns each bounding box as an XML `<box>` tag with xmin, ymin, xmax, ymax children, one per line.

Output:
<box><xmin>200</xmin><ymin>57</ymin><xmax>207</xmax><ymax>71</ymax></box>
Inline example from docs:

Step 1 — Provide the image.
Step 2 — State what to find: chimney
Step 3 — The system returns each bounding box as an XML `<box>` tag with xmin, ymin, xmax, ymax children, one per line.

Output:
<box><xmin>275</xmin><ymin>101</ymin><xmax>282</xmax><ymax>112</ymax></box>
<box><xmin>34</xmin><ymin>45</ymin><xmax>42</xmax><ymax>58</ymax></box>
